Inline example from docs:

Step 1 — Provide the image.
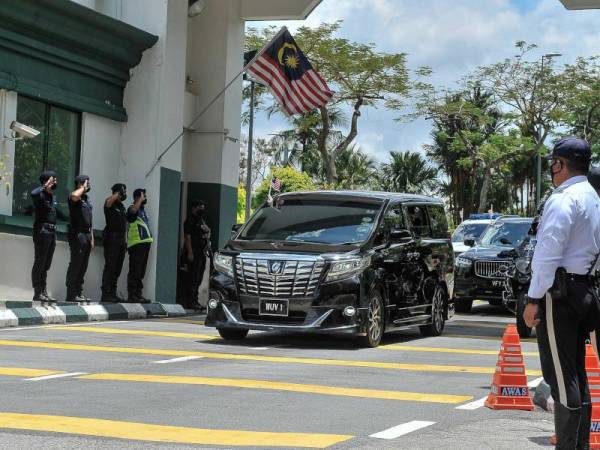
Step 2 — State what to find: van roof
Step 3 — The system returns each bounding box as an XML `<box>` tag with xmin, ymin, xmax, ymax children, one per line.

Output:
<box><xmin>277</xmin><ymin>190</ymin><xmax>444</xmax><ymax>204</ymax></box>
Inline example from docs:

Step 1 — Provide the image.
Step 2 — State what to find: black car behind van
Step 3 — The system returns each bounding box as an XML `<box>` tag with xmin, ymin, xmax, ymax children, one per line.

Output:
<box><xmin>205</xmin><ymin>191</ymin><xmax>455</xmax><ymax>347</ymax></box>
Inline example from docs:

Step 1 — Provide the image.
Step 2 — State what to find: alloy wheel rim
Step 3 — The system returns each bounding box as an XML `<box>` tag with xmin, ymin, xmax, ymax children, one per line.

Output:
<box><xmin>368</xmin><ymin>296</ymin><xmax>382</xmax><ymax>341</ymax></box>
<box><xmin>432</xmin><ymin>287</ymin><xmax>444</xmax><ymax>331</ymax></box>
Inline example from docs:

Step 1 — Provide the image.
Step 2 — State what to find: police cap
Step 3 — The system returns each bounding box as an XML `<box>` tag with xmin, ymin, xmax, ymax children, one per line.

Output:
<box><xmin>547</xmin><ymin>136</ymin><xmax>592</xmax><ymax>161</ymax></box>
<box><xmin>74</xmin><ymin>174</ymin><xmax>90</xmax><ymax>186</ymax></box>
<box><xmin>589</xmin><ymin>166</ymin><xmax>600</xmax><ymax>191</ymax></box>
<box><xmin>39</xmin><ymin>170</ymin><xmax>57</xmax><ymax>184</ymax></box>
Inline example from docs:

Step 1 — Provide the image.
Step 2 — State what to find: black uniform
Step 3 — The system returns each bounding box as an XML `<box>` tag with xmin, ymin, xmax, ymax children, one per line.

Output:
<box><xmin>101</xmin><ymin>200</ymin><xmax>127</xmax><ymax>301</ymax></box>
<box><xmin>65</xmin><ymin>194</ymin><xmax>93</xmax><ymax>301</ymax></box>
<box><xmin>183</xmin><ymin>215</ymin><xmax>210</xmax><ymax>306</ymax></box>
<box><xmin>31</xmin><ymin>185</ymin><xmax>57</xmax><ymax>299</ymax></box>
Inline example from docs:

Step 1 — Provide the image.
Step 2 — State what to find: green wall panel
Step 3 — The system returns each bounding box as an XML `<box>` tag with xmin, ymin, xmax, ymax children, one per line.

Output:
<box><xmin>155</xmin><ymin>167</ymin><xmax>182</xmax><ymax>304</ymax></box>
<box><xmin>187</xmin><ymin>182</ymin><xmax>238</xmax><ymax>252</ymax></box>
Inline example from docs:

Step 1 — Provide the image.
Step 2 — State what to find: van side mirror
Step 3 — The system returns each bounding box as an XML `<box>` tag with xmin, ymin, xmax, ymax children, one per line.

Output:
<box><xmin>464</xmin><ymin>238</ymin><xmax>475</xmax><ymax>247</ymax></box>
<box><xmin>390</xmin><ymin>229</ymin><xmax>413</xmax><ymax>242</ymax></box>
<box><xmin>231</xmin><ymin>223</ymin><xmax>243</xmax><ymax>235</ymax></box>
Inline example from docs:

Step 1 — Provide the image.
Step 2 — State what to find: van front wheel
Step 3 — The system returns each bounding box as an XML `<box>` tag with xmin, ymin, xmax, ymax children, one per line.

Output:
<box><xmin>359</xmin><ymin>291</ymin><xmax>384</xmax><ymax>348</ymax></box>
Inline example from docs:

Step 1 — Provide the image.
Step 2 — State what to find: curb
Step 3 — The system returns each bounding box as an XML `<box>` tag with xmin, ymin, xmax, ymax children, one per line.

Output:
<box><xmin>0</xmin><ymin>301</ymin><xmax>186</xmax><ymax>328</ymax></box>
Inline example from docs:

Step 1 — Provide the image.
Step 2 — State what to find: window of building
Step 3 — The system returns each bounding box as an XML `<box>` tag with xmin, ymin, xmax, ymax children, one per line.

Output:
<box><xmin>406</xmin><ymin>204</ymin><xmax>431</xmax><ymax>238</ymax></box>
<box><xmin>11</xmin><ymin>96</ymin><xmax>81</xmax><ymax>221</ymax></box>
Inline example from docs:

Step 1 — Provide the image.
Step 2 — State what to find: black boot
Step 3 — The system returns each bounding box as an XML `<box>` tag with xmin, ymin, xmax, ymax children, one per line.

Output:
<box><xmin>555</xmin><ymin>402</ymin><xmax>582</xmax><ymax>450</ymax></box>
<box><xmin>577</xmin><ymin>403</ymin><xmax>591</xmax><ymax>450</ymax></box>
<box><xmin>33</xmin><ymin>288</ymin><xmax>45</xmax><ymax>302</ymax></box>
<box><xmin>42</xmin><ymin>288</ymin><xmax>56</xmax><ymax>303</ymax></box>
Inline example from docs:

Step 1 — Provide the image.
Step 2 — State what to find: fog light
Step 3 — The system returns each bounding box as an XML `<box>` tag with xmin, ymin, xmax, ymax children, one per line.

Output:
<box><xmin>208</xmin><ymin>299</ymin><xmax>219</xmax><ymax>310</ymax></box>
<box><xmin>343</xmin><ymin>306</ymin><xmax>356</xmax><ymax>317</ymax></box>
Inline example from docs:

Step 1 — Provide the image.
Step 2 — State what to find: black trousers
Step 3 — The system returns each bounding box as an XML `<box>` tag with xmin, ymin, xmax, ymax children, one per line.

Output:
<box><xmin>128</xmin><ymin>243</ymin><xmax>151</xmax><ymax>298</ymax></box>
<box><xmin>101</xmin><ymin>233</ymin><xmax>127</xmax><ymax>296</ymax></box>
<box><xmin>537</xmin><ymin>280</ymin><xmax>600</xmax><ymax>409</ymax></box>
<box><xmin>31</xmin><ymin>227</ymin><xmax>56</xmax><ymax>291</ymax></box>
<box><xmin>185</xmin><ymin>247</ymin><xmax>207</xmax><ymax>305</ymax></box>
<box><xmin>66</xmin><ymin>232</ymin><xmax>92</xmax><ymax>299</ymax></box>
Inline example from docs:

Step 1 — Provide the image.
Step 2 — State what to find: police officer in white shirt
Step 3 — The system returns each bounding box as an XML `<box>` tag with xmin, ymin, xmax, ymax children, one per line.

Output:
<box><xmin>524</xmin><ymin>137</ymin><xmax>600</xmax><ymax>449</ymax></box>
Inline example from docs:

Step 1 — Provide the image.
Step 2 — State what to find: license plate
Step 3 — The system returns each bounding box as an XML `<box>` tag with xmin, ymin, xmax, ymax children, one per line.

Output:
<box><xmin>259</xmin><ymin>299</ymin><xmax>289</xmax><ymax>316</ymax></box>
<box><xmin>491</xmin><ymin>280</ymin><xmax>504</xmax><ymax>287</ymax></box>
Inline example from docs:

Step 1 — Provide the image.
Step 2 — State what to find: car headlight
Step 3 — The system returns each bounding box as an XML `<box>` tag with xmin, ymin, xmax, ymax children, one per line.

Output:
<box><xmin>214</xmin><ymin>253</ymin><xmax>234</xmax><ymax>278</ymax></box>
<box><xmin>455</xmin><ymin>256</ymin><xmax>473</xmax><ymax>269</ymax></box>
<box><xmin>325</xmin><ymin>256</ymin><xmax>371</xmax><ymax>282</ymax></box>
<box><xmin>515</xmin><ymin>258</ymin><xmax>530</xmax><ymax>275</ymax></box>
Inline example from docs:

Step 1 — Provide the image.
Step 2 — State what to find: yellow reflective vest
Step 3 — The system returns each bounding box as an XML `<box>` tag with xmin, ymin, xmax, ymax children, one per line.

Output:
<box><xmin>127</xmin><ymin>207</ymin><xmax>154</xmax><ymax>248</ymax></box>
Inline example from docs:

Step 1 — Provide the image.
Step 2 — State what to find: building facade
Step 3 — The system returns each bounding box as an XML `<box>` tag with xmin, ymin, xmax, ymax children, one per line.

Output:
<box><xmin>0</xmin><ymin>0</ymin><xmax>320</xmax><ymax>302</ymax></box>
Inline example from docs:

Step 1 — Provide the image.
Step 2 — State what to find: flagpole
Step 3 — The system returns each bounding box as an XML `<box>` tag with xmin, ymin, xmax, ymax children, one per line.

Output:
<box><xmin>146</xmin><ymin>26</ymin><xmax>289</xmax><ymax>178</ymax></box>
<box><xmin>244</xmin><ymin>80</ymin><xmax>255</xmax><ymax>222</ymax></box>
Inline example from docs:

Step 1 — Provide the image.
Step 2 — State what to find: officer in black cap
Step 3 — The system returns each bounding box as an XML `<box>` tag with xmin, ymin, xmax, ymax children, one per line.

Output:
<box><xmin>65</xmin><ymin>175</ymin><xmax>93</xmax><ymax>302</ymax></box>
<box><xmin>182</xmin><ymin>200</ymin><xmax>211</xmax><ymax>309</ymax></box>
<box><xmin>101</xmin><ymin>183</ymin><xmax>127</xmax><ymax>302</ymax></box>
<box><xmin>524</xmin><ymin>137</ymin><xmax>600</xmax><ymax>448</ymax></box>
<box><xmin>31</xmin><ymin>170</ymin><xmax>58</xmax><ymax>302</ymax></box>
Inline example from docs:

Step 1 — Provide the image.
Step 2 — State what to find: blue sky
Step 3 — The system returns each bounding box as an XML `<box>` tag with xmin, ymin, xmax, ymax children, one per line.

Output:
<box><xmin>247</xmin><ymin>0</ymin><xmax>600</xmax><ymax>163</ymax></box>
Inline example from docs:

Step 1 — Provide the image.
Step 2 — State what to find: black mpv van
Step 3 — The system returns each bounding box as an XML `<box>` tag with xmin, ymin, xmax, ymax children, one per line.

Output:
<box><xmin>205</xmin><ymin>191</ymin><xmax>455</xmax><ymax>347</ymax></box>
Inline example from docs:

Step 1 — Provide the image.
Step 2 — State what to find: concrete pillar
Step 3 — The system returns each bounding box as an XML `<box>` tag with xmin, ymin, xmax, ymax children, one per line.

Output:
<box><xmin>184</xmin><ymin>0</ymin><xmax>243</xmax><ymax>251</ymax></box>
<box><xmin>0</xmin><ymin>89</ymin><xmax>17</xmax><ymax>216</ymax></box>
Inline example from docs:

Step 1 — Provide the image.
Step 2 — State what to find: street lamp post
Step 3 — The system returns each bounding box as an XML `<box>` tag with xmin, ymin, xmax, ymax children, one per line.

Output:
<box><xmin>535</xmin><ymin>52</ymin><xmax>562</xmax><ymax>211</ymax></box>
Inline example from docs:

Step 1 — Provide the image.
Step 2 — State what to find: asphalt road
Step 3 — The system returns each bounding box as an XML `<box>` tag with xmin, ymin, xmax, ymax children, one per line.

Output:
<box><xmin>0</xmin><ymin>301</ymin><xmax>554</xmax><ymax>449</ymax></box>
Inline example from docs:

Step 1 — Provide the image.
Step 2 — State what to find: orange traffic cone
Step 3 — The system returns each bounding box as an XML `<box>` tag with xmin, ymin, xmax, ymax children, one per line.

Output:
<box><xmin>584</xmin><ymin>343</ymin><xmax>600</xmax><ymax>449</ymax></box>
<box><xmin>485</xmin><ymin>324</ymin><xmax>534</xmax><ymax>411</ymax></box>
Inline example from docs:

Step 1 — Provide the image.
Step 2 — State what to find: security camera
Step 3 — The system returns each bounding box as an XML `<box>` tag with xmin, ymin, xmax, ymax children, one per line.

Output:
<box><xmin>10</xmin><ymin>121</ymin><xmax>40</xmax><ymax>139</ymax></box>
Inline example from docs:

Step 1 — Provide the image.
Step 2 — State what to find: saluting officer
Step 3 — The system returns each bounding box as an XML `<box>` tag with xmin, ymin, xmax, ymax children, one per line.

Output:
<box><xmin>31</xmin><ymin>170</ymin><xmax>58</xmax><ymax>302</ymax></box>
<box><xmin>127</xmin><ymin>189</ymin><xmax>153</xmax><ymax>303</ymax></box>
<box><xmin>101</xmin><ymin>183</ymin><xmax>127</xmax><ymax>303</ymax></box>
<box><xmin>65</xmin><ymin>175</ymin><xmax>94</xmax><ymax>302</ymax></box>
<box><xmin>524</xmin><ymin>137</ymin><xmax>600</xmax><ymax>449</ymax></box>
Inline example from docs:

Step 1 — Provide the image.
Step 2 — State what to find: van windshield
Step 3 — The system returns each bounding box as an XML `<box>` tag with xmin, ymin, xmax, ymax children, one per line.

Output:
<box><xmin>239</xmin><ymin>198</ymin><xmax>381</xmax><ymax>245</ymax></box>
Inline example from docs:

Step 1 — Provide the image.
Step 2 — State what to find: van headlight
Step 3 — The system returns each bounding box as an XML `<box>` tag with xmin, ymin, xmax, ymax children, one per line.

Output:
<box><xmin>325</xmin><ymin>256</ymin><xmax>371</xmax><ymax>282</ymax></box>
<box><xmin>455</xmin><ymin>256</ymin><xmax>473</xmax><ymax>269</ymax></box>
<box><xmin>214</xmin><ymin>253</ymin><xmax>234</xmax><ymax>278</ymax></box>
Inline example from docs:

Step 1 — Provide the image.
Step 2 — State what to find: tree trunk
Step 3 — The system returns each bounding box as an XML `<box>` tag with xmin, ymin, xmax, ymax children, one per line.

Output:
<box><xmin>317</xmin><ymin>106</ymin><xmax>336</xmax><ymax>184</ymax></box>
<box><xmin>478</xmin><ymin>167</ymin><xmax>492</xmax><ymax>213</ymax></box>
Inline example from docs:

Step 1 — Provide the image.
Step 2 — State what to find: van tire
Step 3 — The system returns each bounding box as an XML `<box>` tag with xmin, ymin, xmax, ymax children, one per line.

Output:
<box><xmin>217</xmin><ymin>328</ymin><xmax>249</xmax><ymax>340</ymax></box>
<box><xmin>359</xmin><ymin>290</ymin><xmax>384</xmax><ymax>348</ymax></box>
<box><xmin>420</xmin><ymin>282</ymin><xmax>446</xmax><ymax>337</ymax></box>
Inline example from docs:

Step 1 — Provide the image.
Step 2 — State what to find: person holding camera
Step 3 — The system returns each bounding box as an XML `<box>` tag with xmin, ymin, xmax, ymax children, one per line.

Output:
<box><xmin>65</xmin><ymin>175</ymin><xmax>94</xmax><ymax>302</ymax></box>
<box><xmin>31</xmin><ymin>170</ymin><xmax>58</xmax><ymax>302</ymax></box>
<box><xmin>101</xmin><ymin>183</ymin><xmax>128</xmax><ymax>303</ymax></box>
<box><xmin>126</xmin><ymin>189</ymin><xmax>153</xmax><ymax>303</ymax></box>
<box><xmin>524</xmin><ymin>137</ymin><xmax>600</xmax><ymax>449</ymax></box>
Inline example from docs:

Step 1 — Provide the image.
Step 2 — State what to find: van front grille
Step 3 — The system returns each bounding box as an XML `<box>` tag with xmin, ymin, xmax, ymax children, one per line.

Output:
<box><xmin>235</xmin><ymin>257</ymin><xmax>324</xmax><ymax>297</ymax></box>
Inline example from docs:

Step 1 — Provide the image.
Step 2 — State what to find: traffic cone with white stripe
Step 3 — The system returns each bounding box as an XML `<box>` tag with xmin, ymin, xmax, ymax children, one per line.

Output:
<box><xmin>485</xmin><ymin>324</ymin><xmax>534</xmax><ymax>410</ymax></box>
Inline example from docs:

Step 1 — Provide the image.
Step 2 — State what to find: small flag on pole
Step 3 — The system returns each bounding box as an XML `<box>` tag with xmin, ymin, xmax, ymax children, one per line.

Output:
<box><xmin>271</xmin><ymin>177</ymin><xmax>282</xmax><ymax>192</ymax></box>
<box><xmin>246</xmin><ymin>27</ymin><xmax>334</xmax><ymax>116</ymax></box>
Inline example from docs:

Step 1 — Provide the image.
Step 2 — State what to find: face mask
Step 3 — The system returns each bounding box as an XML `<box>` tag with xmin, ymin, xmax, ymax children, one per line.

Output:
<box><xmin>120</xmin><ymin>193</ymin><xmax>127</xmax><ymax>202</ymax></box>
<box><xmin>142</xmin><ymin>199</ymin><xmax>148</xmax><ymax>205</ymax></box>
<box><xmin>50</xmin><ymin>183</ymin><xmax>58</xmax><ymax>191</ymax></box>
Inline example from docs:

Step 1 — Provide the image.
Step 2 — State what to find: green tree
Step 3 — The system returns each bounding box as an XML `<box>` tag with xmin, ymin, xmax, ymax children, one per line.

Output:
<box><xmin>335</xmin><ymin>145</ymin><xmax>377</xmax><ymax>190</ymax></box>
<box><xmin>253</xmin><ymin>166</ymin><xmax>316</xmax><ymax>207</ymax></box>
<box><xmin>246</xmin><ymin>22</ymin><xmax>411</xmax><ymax>184</ymax></box>
<box><xmin>378</xmin><ymin>151</ymin><xmax>438</xmax><ymax>194</ymax></box>
<box><xmin>237</xmin><ymin>184</ymin><xmax>246</xmax><ymax>224</ymax></box>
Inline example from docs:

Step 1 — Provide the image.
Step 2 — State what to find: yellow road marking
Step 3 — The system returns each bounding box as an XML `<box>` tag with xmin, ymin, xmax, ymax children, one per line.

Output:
<box><xmin>0</xmin><ymin>367</ymin><xmax>64</xmax><ymax>378</ymax></box>
<box><xmin>48</xmin><ymin>326</ymin><xmax>217</xmax><ymax>340</ymax></box>
<box><xmin>444</xmin><ymin>333</ymin><xmax>537</xmax><ymax>343</ymax></box>
<box><xmin>79</xmin><ymin>373</ymin><xmax>473</xmax><ymax>404</ymax></box>
<box><xmin>379</xmin><ymin>344</ymin><xmax>539</xmax><ymax>357</ymax></box>
<box><xmin>0</xmin><ymin>339</ymin><xmax>543</xmax><ymax>375</ymax></box>
<box><xmin>0</xmin><ymin>412</ymin><xmax>351</xmax><ymax>448</ymax></box>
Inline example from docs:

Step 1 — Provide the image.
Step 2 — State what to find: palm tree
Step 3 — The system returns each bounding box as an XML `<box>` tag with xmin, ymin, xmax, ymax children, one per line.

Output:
<box><xmin>335</xmin><ymin>145</ymin><xmax>377</xmax><ymax>190</ymax></box>
<box><xmin>379</xmin><ymin>151</ymin><xmax>439</xmax><ymax>194</ymax></box>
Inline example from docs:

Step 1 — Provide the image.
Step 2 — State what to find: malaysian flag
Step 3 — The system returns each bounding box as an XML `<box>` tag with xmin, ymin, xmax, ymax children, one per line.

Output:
<box><xmin>246</xmin><ymin>27</ymin><xmax>334</xmax><ymax>116</ymax></box>
<box><xmin>271</xmin><ymin>177</ymin><xmax>282</xmax><ymax>192</ymax></box>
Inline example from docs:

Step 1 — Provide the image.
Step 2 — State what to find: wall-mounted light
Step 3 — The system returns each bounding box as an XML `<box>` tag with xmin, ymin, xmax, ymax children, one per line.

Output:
<box><xmin>188</xmin><ymin>0</ymin><xmax>207</xmax><ymax>17</ymax></box>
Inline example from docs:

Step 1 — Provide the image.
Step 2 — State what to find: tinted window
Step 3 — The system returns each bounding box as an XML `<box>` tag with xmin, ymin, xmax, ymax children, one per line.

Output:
<box><xmin>406</xmin><ymin>205</ymin><xmax>430</xmax><ymax>238</ymax></box>
<box><xmin>479</xmin><ymin>221</ymin><xmax>532</xmax><ymax>247</ymax></box>
<box><xmin>383</xmin><ymin>205</ymin><xmax>406</xmax><ymax>231</ymax></box>
<box><xmin>428</xmin><ymin>205</ymin><xmax>448</xmax><ymax>238</ymax></box>
<box><xmin>452</xmin><ymin>222</ymin><xmax>489</xmax><ymax>242</ymax></box>
<box><xmin>239</xmin><ymin>199</ymin><xmax>381</xmax><ymax>245</ymax></box>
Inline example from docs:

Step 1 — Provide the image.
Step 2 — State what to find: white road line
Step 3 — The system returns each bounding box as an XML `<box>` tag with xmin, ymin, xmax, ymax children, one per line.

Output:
<box><xmin>250</xmin><ymin>347</ymin><xmax>271</xmax><ymax>351</ymax></box>
<box><xmin>370</xmin><ymin>421</ymin><xmax>436</xmax><ymax>440</ymax></box>
<box><xmin>455</xmin><ymin>396</ymin><xmax>487</xmax><ymax>410</ymax></box>
<box><xmin>152</xmin><ymin>356</ymin><xmax>204</xmax><ymax>364</ymax></box>
<box><xmin>26</xmin><ymin>372</ymin><xmax>87</xmax><ymax>381</ymax></box>
<box><xmin>528</xmin><ymin>377</ymin><xmax>544</xmax><ymax>389</ymax></box>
